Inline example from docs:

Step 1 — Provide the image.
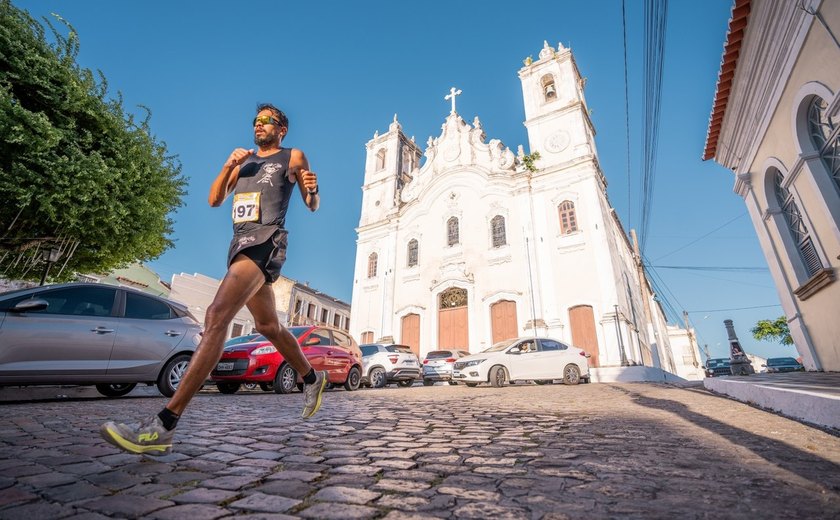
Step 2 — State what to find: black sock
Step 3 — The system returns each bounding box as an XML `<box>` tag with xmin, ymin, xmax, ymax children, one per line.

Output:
<box><xmin>158</xmin><ymin>408</ymin><xmax>180</xmax><ymax>431</ymax></box>
<box><xmin>303</xmin><ymin>368</ymin><xmax>316</xmax><ymax>385</ymax></box>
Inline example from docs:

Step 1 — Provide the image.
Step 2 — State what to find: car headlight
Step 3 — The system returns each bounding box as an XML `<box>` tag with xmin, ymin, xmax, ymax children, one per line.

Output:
<box><xmin>253</xmin><ymin>346</ymin><xmax>277</xmax><ymax>355</ymax></box>
<box><xmin>463</xmin><ymin>359</ymin><xmax>486</xmax><ymax>367</ymax></box>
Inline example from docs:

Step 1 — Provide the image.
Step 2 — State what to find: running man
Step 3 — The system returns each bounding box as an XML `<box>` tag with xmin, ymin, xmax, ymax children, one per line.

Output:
<box><xmin>100</xmin><ymin>103</ymin><xmax>327</xmax><ymax>456</ymax></box>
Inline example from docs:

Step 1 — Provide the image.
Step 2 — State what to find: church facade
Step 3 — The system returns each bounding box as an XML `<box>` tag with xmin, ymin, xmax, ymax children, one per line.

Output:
<box><xmin>350</xmin><ymin>41</ymin><xmax>676</xmax><ymax>371</ymax></box>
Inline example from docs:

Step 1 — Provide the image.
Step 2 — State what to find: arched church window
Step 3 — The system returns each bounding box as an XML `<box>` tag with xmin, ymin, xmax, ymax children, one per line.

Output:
<box><xmin>807</xmin><ymin>96</ymin><xmax>840</xmax><ymax>193</ymax></box>
<box><xmin>407</xmin><ymin>239</ymin><xmax>419</xmax><ymax>267</ymax></box>
<box><xmin>558</xmin><ymin>201</ymin><xmax>578</xmax><ymax>234</ymax></box>
<box><xmin>491</xmin><ymin>215</ymin><xmax>506</xmax><ymax>247</ymax></box>
<box><xmin>773</xmin><ymin>168</ymin><xmax>822</xmax><ymax>277</ymax></box>
<box><xmin>375</xmin><ymin>148</ymin><xmax>386</xmax><ymax>171</ymax></box>
<box><xmin>447</xmin><ymin>217</ymin><xmax>460</xmax><ymax>246</ymax></box>
<box><xmin>541</xmin><ymin>74</ymin><xmax>557</xmax><ymax>102</ymax></box>
<box><xmin>402</xmin><ymin>148</ymin><xmax>414</xmax><ymax>174</ymax></box>
<box><xmin>367</xmin><ymin>253</ymin><xmax>378</xmax><ymax>278</ymax></box>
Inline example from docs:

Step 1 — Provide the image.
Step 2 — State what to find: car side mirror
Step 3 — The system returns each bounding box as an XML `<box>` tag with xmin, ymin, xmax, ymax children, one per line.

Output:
<box><xmin>508</xmin><ymin>348</ymin><xmax>521</xmax><ymax>355</ymax></box>
<box><xmin>304</xmin><ymin>337</ymin><xmax>320</xmax><ymax>346</ymax></box>
<box><xmin>10</xmin><ymin>299</ymin><xmax>48</xmax><ymax>313</ymax></box>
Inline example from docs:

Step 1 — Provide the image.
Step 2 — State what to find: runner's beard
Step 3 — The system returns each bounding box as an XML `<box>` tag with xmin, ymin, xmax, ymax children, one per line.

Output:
<box><xmin>254</xmin><ymin>133</ymin><xmax>276</xmax><ymax>146</ymax></box>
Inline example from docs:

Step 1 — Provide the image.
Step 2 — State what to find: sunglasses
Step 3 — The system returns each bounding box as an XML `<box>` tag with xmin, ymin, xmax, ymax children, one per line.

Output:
<box><xmin>252</xmin><ymin>115</ymin><xmax>283</xmax><ymax>127</ymax></box>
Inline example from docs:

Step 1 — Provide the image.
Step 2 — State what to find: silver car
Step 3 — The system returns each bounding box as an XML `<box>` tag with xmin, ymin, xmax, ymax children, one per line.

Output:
<box><xmin>360</xmin><ymin>343</ymin><xmax>421</xmax><ymax>388</ymax></box>
<box><xmin>0</xmin><ymin>283</ymin><xmax>202</xmax><ymax>397</ymax></box>
<box><xmin>422</xmin><ymin>349</ymin><xmax>471</xmax><ymax>385</ymax></box>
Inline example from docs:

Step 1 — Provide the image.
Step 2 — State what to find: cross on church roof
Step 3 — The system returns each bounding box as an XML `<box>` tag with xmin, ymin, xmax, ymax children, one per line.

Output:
<box><xmin>445</xmin><ymin>86</ymin><xmax>462</xmax><ymax>114</ymax></box>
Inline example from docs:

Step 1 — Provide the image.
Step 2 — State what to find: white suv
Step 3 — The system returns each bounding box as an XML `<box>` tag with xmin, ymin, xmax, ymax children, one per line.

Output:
<box><xmin>360</xmin><ymin>344</ymin><xmax>421</xmax><ymax>388</ymax></box>
<box><xmin>453</xmin><ymin>336</ymin><xmax>590</xmax><ymax>387</ymax></box>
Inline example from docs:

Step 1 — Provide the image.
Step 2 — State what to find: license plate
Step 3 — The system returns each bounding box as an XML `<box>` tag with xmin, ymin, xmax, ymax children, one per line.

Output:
<box><xmin>404</xmin><ymin>360</ymin><xmax>415</xmax><ymax>365</ymax></box>
<box><xmin>216</xmin><ymin>362</ymin><xmax>234</xmax><ymax>371</ymax></box>
<box><xmin>453</xmin><ymin>370</ymin><xmax>461</xmax><ymax>377</ymax></box>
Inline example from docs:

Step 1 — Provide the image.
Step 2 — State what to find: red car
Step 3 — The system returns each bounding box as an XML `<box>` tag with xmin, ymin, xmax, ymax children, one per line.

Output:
<box><xmin>210</xmin><ymin>325</ymin><xmax>362</xmax><ymax>394</ymax></box>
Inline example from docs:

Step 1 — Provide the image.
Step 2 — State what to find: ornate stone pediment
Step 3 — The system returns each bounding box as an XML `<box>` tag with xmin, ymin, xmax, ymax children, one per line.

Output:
<box><xmin>400</xmin><ymin>112</ymin><xmax>516</xmax><ymax>204</ymax></box>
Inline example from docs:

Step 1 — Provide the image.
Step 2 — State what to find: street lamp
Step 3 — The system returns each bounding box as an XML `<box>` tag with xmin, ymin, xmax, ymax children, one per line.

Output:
<box><xmin>39</xmin><ymin>247</ymin><xmax>62</xmax><ymax>286</ymax></box>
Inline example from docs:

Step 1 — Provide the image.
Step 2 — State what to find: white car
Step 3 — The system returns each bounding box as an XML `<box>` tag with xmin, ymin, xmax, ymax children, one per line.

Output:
<box><xmin>360</xmin><ymin>343</ymin><xmax>421</xmax><ymax>388</ymax></box>
<box><xmin>452</xmin><ymin>336</ymin><xmax>590</xmax><ymax>387</ymax></box>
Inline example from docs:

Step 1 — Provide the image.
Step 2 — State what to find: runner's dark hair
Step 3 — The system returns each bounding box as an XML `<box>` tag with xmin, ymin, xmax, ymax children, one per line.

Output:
<box><xmin>256</xmin><ymin>103</ymin><xmax>288</xmax><ymax>130</ymax></box>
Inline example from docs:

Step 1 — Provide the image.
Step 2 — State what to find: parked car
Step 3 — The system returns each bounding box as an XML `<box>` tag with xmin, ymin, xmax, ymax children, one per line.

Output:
<box><xmin>452</xmin><ymin>337</ymin><xmax>590</xmax><ymax>387</ymax></box>
<box><xmin>422</xmin><ymin>349</ymin><xmax>471</xmax><ymax>385</ymax></box>
<box><xmin>210</xmin><ymin>325</ymin><xmax>362</xmax><ymax>394</ymax></box>
<box><xmin>704</xmin><ymin>358</ymin><xmax>731</xmax><ymax>377</ymax></box>
<box><xmin>0</xmin><ymin>283</ymin><xmax>202</xmax><ymax>397</ymax></box>
<box><xmin>763</xmin><ymin>357</ymin><xmax>805</xmax><ymax>373</ymax></box>
<box><xmin>360</xmin><ymin>343</ymin><xmax>421</xmax><ymax>388</ymax></box>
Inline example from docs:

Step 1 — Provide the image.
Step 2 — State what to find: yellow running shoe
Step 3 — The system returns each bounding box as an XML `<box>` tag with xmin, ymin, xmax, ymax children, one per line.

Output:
<box><xmin>301</xmin><ymin>370</ymin><xmax>327</xmax><ymax>418</ymax></box>
<box><xmin>100</xmin><ymin>415</ymin><xmax>174</xmax><ymax>456</ymax></box>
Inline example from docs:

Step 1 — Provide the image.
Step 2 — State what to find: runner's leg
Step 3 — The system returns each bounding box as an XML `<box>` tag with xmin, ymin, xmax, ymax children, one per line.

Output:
<box><xmin>165</xmin><ymin>255</ymin><xmax>268</xmax><ymax>415</ymax></box>
<box><xmin>246</xmin><ymin>285</ymin><xmax>313</xmax><ymax>375</ymax></box>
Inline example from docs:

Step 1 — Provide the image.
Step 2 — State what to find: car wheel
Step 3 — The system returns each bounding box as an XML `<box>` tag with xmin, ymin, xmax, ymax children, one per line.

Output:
<box><xmin>397</xmin><ymin>380</ymin><xmax>413</xmax><ymax>387</ymax></box>
<box><xmin>369</xmin><ymin>367</ymin><xmax>386</xmax><ymax>389</ymax></box>
<box><xmin>157</xmin><ymin>353</ymin><xmax>191</xmax><ymax>397</ymax></box>
<box><xmin>95</xmin><ymin>383</ymin><xmax>137</xmax><ymax>397</ymax></box>
<box><xmin>343</xmin><ymin>366</ymin><xmax>361</xmax><ymax>391</ymax></box>
<box><xmin>243</xmin><ymin>382</ymin><xmax>257</xmax><ymax>390</ymax></box>
<box><xmin>216</xmin><ymin>382</ymin><xmax>240</xmax><ymax>394</ymax></box>
<box><xmin>423</xmin><ymin>379</ymin><xmax>434</xmax><ymax>386</ymax></box>
<box><xmin>274</xmin><ymin>363</ymin><xmax>297</xmax><ymax>394</ymax></box>
<box><xmin>259</xmin><ymin>382</ymin><xmax>274</xmax><ymax>392</ymax></box>
<box><xmin>465</xmin><ymin>382</ymin><xmax>478</xmax><ymax>387</ymax></box>
<box><xmin>489</xmin><ymin>366</ymin><xmax>506</xmax><ymax>387</ymax></box>
<box><xmin>563</xmin><ymin>364</ymin><xmax>581</xmax><ymax>385</ymax></box>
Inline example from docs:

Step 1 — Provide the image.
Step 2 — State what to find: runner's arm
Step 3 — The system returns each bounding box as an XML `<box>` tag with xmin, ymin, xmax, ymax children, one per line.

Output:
<box><xmin>209</xmin><ymin>148</ymin><xmax>253</xmax><ymax>206</ymax></box>
<box><xmin>291</xmin><ymin>148</ymin><xmax>319</xmax><ymax>212</ymax></box>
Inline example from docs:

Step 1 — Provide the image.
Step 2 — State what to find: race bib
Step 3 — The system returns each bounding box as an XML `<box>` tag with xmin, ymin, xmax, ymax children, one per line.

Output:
<box><xmin>232</xmin><ymin>192</ymin><xmax>260</xmax><ymax>223</ymax></box>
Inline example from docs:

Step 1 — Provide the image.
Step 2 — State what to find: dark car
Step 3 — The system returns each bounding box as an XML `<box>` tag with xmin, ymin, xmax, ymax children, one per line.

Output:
<box><xmin>763</xmin><ymin>357</ymin><xmax>804</xmax><ymax>373</ymax></box>
<box><xmin>211</xmin><ymin>325</ymin><xmax>363</xmax><ymax>393</ymax></box>
<box><xmin>0</xmin><ymin>283</ymin><xmax>202</xmax><ymax>397</ymax></box>
<box><xmin>704</xmin><ymin>358</ymin><xmax>731</xmax><ymax>377</ymax></box>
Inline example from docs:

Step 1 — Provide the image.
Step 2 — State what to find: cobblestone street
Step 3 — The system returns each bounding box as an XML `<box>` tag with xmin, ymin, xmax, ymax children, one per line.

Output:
<box><xmin>0</xmin><ymin>382</ymin><xmax>838</xmax><ymax>519</ymax></box>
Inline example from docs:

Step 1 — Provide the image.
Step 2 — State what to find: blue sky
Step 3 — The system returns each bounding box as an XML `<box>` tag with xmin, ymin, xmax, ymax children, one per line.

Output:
<box><xmin>15</xmin><ymin>0</ymin><xmax>791</xmax><ymax>360</ymax></box>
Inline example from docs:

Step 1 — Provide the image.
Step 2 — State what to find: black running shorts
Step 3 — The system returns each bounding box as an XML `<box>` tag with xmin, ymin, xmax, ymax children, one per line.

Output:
<box><xmin>227</xmin><ymin>228</ymin><xmax>288</xmax><ymax>283</ymax></box>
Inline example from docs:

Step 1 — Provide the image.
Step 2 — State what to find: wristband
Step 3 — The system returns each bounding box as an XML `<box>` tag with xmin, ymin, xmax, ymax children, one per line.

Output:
<box><xmin>307</xmin><ymin>185</ymin><xmax>319</xmax><ymax>195</ymax></box>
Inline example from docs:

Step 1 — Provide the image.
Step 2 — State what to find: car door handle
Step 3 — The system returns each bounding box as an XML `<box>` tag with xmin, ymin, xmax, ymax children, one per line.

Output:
<box><xmin>90</xmin><ymin>327</ymin><xmax>115</xmax><ymax>334</ymax></box>
<box><xmin>164</xmin><ymin>330</ymin><xmax>182</xmax><ymax>337</ymax></box>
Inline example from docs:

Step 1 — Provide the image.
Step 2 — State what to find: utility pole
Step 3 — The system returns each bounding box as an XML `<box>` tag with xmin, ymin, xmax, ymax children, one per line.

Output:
<box><xmin>630</xmin><ymin>229</ymin><xmax>654</xmax><ymax>366</ymax></box>
<box><xmin>683</xmin><ymin>311</ymin><xmax>699</xmax><ymax>368</ymax></box>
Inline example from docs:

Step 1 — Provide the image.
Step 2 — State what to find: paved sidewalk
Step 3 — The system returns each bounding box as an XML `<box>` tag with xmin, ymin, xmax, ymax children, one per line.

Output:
<box><xmin>0</xmin><ymin>383</ymin><xmax>838</xmax><ymax>519</ymax></box>
<box><xmin>704</xmin><ymin>372</ymin><xmax>840</xmax><ymax>430</ymax></box>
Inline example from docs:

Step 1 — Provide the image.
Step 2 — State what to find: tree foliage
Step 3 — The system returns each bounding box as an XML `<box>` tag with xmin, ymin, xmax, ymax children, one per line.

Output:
<box><xmin>0</xmin><ymin>1</ymin><xmax>185</xmax><ymax>281</ymax></box>
<box><xmin>751</xmin><ymin>316</ymin><xmax>794</xmax><ymax>346</ymax></box>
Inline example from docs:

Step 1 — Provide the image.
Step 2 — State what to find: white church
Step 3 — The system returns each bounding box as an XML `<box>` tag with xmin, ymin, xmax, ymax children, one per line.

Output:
<box><xmin>350</xmin><ymin>41</ymin><xmax>682</xmax><ymax>374</ymax></box>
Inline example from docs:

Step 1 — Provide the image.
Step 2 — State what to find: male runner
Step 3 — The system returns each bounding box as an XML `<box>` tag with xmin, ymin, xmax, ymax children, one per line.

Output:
<box><xmin>100</xmin><ymin>103</ymin><xmax>326</xmax><ymax>456</ymax></box>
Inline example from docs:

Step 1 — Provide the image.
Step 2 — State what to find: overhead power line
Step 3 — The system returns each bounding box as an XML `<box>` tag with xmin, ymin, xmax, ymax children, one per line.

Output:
<box><xmin>653</xmin><ymin>211</ymin><xmax>747</xmax><ymax>261</ymax></box>
<box><xmin>686</xmin><ymin>304</ymin><xmax>782</xmax><ymax>313</ymax></box>
<box><xmin>648</xmin><ymin>265</ymin><xmax>769</xmax><ymax>272</ymax></box>
<box><xmin>639</xmin><ymin>0</ymin><xmax>668</xmax><ymax>253</ymax></box>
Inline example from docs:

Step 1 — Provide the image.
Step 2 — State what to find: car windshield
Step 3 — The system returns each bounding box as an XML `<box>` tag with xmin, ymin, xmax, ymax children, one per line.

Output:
<box><xmin>385</xmin><ymin>345</ymin><xmax>413</xmax><ymax>354</ymax></box>
<box><xmin>425</xmin><ymin>350</ymin><xmax>453</xmax><ymax>359</ymax></box>
<box><xmin>482</xmin><ymin>338</ymin><xmax>519</xmax><ymax>353</ymax></box>
<box><xmin>767</xmin><ymin>357</ymin><xmax>799</xmax><ymax>366</ymax></box>
<box><xmin>707</xmin><ymin>358</ymin><xmax>730</xmax><ymax>368</ymax></box>
<box><xmin>224</xmin><ymin>334</ymin><xmax>264</xmax><ymax>347</ymax></box>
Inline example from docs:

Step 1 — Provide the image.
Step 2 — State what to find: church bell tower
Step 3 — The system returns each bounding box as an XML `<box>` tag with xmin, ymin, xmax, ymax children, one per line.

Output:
<box><xmin>518</xmin><ymin>41</ymin><xmax>598</xmax><ymax>170</ymax></box>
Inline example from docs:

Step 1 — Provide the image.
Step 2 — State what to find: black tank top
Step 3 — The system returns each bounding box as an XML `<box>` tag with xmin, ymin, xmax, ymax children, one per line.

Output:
<box><xmin>231</xmin><ymin>148</ymin><xmax>294</xmax><ymax>235</ymax></box>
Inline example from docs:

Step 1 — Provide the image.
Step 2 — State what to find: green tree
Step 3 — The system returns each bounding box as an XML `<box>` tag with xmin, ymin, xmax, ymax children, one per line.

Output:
<box><xmin>0</xmin><ymin>1</ymin><xmax>185</xmax><ymax>281</ymax></box>
<box><xmin>751</xmin><ymin>316</ymin><xmax>793</xmax><ymax>346</ymax></box>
